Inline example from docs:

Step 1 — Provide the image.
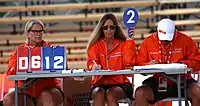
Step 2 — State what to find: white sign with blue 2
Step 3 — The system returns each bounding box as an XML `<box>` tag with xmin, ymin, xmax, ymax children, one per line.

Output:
<box><xmin>123</xmin><ymin>8</ymin><xmax>139</xmax><ymax>28</ymax></box>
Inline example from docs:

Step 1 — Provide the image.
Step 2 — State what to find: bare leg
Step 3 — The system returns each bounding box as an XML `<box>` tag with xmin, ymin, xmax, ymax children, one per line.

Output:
<box><xmin>37</xmin><ymin>88</ymin><xmax>63</xmax><ymax>106</ymax></box>
<box><xmin>106</xmin><ymin>86</ymin><xmax>126</xmax><ymax>106</ymax></box>
<box><xmin>187</xmin><ymin>83</ymin><xmax>200</xmax><ymax>106</ymax></box>
<box><xmin>3</xmin><ymin>90</ymin><xmax>34</xmax><ymax>106</ymax></box>
<box><xmin>92</xmin><ymin>87</ymin><xmax>106</xmax><ymax>106</ymax></box>
<box><xmin>133</xmin><ymin>86</ymin><xmax>154</xmax><ymax>106</ymax></box>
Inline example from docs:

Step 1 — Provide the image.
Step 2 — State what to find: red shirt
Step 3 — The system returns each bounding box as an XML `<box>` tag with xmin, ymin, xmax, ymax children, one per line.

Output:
<box><xmin>7</xmin><ymin>40</ymin><xmax>60</xmax><ymax>97</ymax></box>
<box><xmin>87</xmin><ymin>39</ymin><xmax>137</xmax><ymax>86</ymax></box>
<box><xmin>137</xmin><ymin>31</ymin><xmax>200</xmax><ymax>84</ymax></box>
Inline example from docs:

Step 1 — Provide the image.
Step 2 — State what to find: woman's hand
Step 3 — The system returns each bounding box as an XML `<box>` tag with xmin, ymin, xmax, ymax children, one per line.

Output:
<box><xmin>92</xmin><ymin>64</ymin><xmax>101</xmax><ymax>71</ymax></box>
<box><xmin>127</xmin><ymin>27</ymin><xmax>135</xmax><ymax>40</ymax></box>
<box><xmin>148</xmin><ymin>60</ymin><xmax>158</xmax><ymax>65</ymax></box>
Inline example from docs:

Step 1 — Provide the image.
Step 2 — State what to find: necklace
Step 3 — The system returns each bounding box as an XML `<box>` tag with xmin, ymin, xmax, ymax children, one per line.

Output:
<box><xmin>158</xmin><ymin>41</ymin><xmax>172</xmax><ymax>63</ymax></box>
<box><xmin>153</xmin><ymin>31</ymin><xmax>177</xmax><ymax>63</ymax></box>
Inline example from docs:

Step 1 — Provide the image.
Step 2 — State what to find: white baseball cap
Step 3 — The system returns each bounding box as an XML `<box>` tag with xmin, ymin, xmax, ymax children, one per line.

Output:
<box><xmin>157</xmin><ymin>18</ymin><xmax>175</xmax><ymax>41</ymax></box>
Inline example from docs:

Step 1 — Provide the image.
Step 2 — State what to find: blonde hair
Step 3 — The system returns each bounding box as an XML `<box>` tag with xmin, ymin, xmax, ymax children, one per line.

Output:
<box><xmin>24</xmin><ymin>19</ymin><xmax>45</xmax><ymax>38</ymax></box>
<box><xmin>86</xmin><ymin>13</ymin><xmax>126</xmax><ymax>52</ymax></box>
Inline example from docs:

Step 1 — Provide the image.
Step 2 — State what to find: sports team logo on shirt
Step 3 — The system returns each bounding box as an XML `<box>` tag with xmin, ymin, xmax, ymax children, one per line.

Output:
<box><xmin>158</xmin><ymin>29</ymin><xmax>166</xmax><ymax>34</ymax></box>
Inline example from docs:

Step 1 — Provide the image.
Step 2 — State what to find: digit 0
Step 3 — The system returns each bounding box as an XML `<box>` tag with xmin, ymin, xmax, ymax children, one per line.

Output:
<box><xmin>19</xmin><ymin>57</ymin><xmax>28</xmax><ymax>69</ymax></box>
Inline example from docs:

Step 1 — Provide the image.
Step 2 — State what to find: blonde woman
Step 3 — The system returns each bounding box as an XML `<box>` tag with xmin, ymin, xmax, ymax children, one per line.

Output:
<box><xmin>87</xmin><ymin>13</ymin><xmax>136</xmax><ymax>106</ymax></box>
<box><xmin>3</xmin><ymin>19</ymin><xmax>64</xmax><ymax>106</ymax></box>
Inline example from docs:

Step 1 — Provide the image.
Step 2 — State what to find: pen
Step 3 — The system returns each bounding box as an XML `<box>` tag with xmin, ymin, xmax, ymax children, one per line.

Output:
<box><xmin>92</xmin><ymin>60</ymin><xmax>102</xmax><ymax>71</ymax></box>
<box><xmin>149</xmin><ymin>55</ymin><xmax>154</xmax><ymax>61</ymax></box>
<box><xmin>92</xmin><ymin>60</ymin><xmax>98</xmax><ymax>66</ymax></box>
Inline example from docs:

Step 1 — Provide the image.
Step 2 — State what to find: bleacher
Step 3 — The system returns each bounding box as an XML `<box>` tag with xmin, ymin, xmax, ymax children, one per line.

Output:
<box><xmin>0</xmin><ymin>0</ymin><xmax>159</xmax><ymax>71</ymax></box>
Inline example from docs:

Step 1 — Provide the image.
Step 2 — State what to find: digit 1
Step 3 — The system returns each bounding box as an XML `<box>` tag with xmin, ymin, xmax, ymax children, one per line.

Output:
<box><xmin>45</xmin><ymin>56</ymin><xmax>50</xmax><ymax>69</ymax></box>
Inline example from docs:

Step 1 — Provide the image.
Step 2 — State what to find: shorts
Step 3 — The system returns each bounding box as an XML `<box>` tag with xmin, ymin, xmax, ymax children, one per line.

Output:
<box><xmin>142</xmin><ymin>77</ymin><xmax>197</xmax><ymax>104</ymax></box>
<box><xmin>91</xmin><ymin>84</ymin><xmax>133</xmax><ymax>100</ymax></box>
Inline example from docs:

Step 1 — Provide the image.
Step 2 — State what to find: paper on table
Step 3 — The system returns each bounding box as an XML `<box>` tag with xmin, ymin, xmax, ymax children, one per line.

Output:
<box><xmin>62</xmin><ymin>69</ymin><xmax>85</xmax><ymax>74</ymax></box>
<box><xmin>62</xmin><ymin>70</ymin><xmax>71</xmax><ymax>74</ymax></box>
<box><xmin>73</xmin><ymin>69</ymin><xmax>85</xmax><ymax>73</ymax></box>
<box><xmin>133</xmin><ymin>63</ymin><xmax>187</xmax><ymax>70</ymax></box>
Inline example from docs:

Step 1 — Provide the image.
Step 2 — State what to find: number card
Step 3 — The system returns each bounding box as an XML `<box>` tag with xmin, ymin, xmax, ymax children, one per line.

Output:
<box><xmin>42</xmin><ymin>47</ymin><xmax>53</xmax><ymax>71</ymax></box>
<box><xmin>17</xmin><ymin>47</ymin><xmax>29</xmax><ymax>74</ymax></box>
<box><xmin>53</xmin><ymin>46</ymin><xmax>66</xmax><ymax>71</ymax></box>
<box><xmin>17</xmin><ymin>46</ymin><xmax>66</xmax><ymax>74</ymax></box>
<box><xmin>17</xmin><ymin>47</ymin><xmax>42</xmax><ymax>74</ymax></box>
<box><xmin>123</xmin><ymin>8</ymin><xmax>139</xmax><ymax>37</ymax></box>
<box><xmin>42</xmin><ymin>46</ymin><xmax>66</xmax><ymax>72</ymax></box>
<box><xmin>30</xmin><ymin>47</ymin><xmax>42</xmax><ymax>72</ymax></box>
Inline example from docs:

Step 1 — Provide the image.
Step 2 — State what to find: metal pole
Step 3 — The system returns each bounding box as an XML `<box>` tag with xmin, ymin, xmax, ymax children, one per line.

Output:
<box><xmin>24</xmin><ymin>80</ymin><xmax>27</xmax><ymax>106</ymax></box>
<box><xmin>184</xmin><ymin>75</ymin><xmax>189</xmax><ymax>106</ymax></box>
<box><xmin>177</xmin><ymin>74</ymin><xmax>182</xmax><ymax>106</ymax></box>
<box><xmin>15</xmin><ymin>81</ymin><xmax>19</xmax><ymax>106</ymax></box>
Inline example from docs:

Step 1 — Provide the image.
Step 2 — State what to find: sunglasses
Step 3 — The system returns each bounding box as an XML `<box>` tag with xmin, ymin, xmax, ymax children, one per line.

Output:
<box><xmin>29</xmin><ymin>30</ymin><xmax>45</xmax><ymax>34</ymax></box>
<box><xmin>102</xmin><ymin>25</ymin><xmax>116</xmax><ymax>30</ymax></box>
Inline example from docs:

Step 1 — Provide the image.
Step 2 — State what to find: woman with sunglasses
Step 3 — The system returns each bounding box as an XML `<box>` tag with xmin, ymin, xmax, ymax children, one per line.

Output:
<box><xmin>86</xmin><ymin>13</ymin><xmax>136</xmax><ymax>106</ymax></box>
<box><xmin>3</xmin><ymin>19</ymin><xmax>64</xmax><ymax>106</ymax></box>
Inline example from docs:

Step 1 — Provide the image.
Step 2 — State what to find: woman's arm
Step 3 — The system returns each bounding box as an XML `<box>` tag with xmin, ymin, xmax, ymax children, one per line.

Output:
<box><xmin>7</xmin><ymin>50</ymin><xmax>17</xmax><ymax>75</ymax></box>
<box><xmin>87</xmin><ymin>44</ymin><xmax>101</xmax><ymax>71</ymax></box>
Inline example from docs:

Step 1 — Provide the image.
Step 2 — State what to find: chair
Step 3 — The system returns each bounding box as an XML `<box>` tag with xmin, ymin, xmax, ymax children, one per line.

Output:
<box><xmin>0</xmin><ymin>73</ymin><xmax>15</xmax><ymax>105</ymax></box>
<box><xmin>56</xmin><ymin>78</ymin><xmax>64</xmax><ymax>106</ymax></box>
<box><xmin>197</xmin><ymin>72</ymin><xmax>200</xmax><ymax>83</ymax></box>
<box><xmin>0</xmin><ymin>73</ymin><xmax>5</xmax><ymax>101</ymax></box>
<box><xmin>159</xmin><ymin>98</ymin><xmax>187</xmax><ymax>106</ymax></box>
<box><xmin>117</xmin><ymin>75</ymin><xmax>134</xmax><ymax>106</ymax></box>
<box><xmin>89</xmin><ymin>95</ymin><xmax>132</xmax><ymax>106</ymax></box>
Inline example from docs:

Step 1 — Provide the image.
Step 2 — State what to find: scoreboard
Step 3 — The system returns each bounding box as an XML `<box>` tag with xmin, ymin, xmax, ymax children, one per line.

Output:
<box><xmin>16</xmin><ymin>46</ymin><xmax>66</xmax><ymax>74</ymax></box>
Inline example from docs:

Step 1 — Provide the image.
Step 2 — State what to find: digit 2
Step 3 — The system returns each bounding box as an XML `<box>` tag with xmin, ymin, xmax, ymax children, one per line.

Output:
<box><xmin>127</xmin><ymin>10</ymin><xmax>135</xmax><ymax>24</ymax></box>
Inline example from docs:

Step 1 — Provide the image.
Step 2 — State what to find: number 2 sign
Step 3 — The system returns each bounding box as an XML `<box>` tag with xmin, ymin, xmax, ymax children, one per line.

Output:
<box><xmin>123</xmin><ymin>8</ymin><xmax>139</xmax><ymax>28</ymax></box>
<box><xmin>17</xmin><ymin>46</ymin><xmax>66</xmax><ymax>74</ymax></box>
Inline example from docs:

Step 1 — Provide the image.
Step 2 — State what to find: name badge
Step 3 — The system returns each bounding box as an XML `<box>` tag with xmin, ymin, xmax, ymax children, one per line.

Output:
<box><xmin>158</xmin><ymin>77</ymin><xmax>167</xmax><ymax>92</ymax></box>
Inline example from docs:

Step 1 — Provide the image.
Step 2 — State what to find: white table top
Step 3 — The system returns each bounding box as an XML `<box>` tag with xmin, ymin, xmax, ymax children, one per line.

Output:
<box><xmin>8</xmin><ymin>68</ymin><xmax>191</xmax><ymax>81</ymax></box>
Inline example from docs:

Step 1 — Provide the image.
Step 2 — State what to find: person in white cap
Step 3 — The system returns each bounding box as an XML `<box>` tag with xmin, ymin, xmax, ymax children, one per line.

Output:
<box><xmin>133</xmin><ymin>18</ymin><xmax>200</xmax><ymax>106</ymax></box>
